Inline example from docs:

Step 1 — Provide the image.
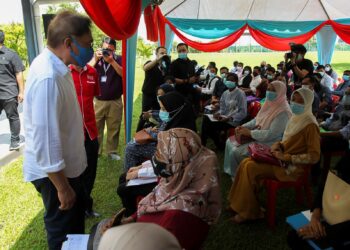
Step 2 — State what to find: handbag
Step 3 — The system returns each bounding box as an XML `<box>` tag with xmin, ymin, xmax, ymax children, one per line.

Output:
<box><xmin>322</xmin><ymin>171</ymin><xmax>350</xmax><ymax>225</ymax></box>
<box><xmin>134</xmin><ymin>129</ymin><xmax>156</xmax><ymax>144</ymax></box>
<box><xmin>248</xmin><ymin>142</ymin><xmax>282</xmax><ymax>167</ymax></box>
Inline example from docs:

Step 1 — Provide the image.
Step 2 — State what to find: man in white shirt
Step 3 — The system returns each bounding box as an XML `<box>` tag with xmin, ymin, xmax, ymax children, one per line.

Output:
<box><xmin>317</xmin><ymin>65</ymin><xmax>334</xmax><ymax>91</ymax></box>
<box><xmin>250</xmin><ymin>66</ymin><xmax>262</xmax><ymax>95</ymax></box>
<box><xmin>23</xmin><ymin>11</ymin><xmax>93</xmax><ymax>250</ymax></box>
<box><xmin>200</xmin><ymin>67</ymin><xmax>220</xmax><ymax>97</ymax></box>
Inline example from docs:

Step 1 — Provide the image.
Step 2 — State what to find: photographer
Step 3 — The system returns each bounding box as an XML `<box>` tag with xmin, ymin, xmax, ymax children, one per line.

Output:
<box><xmin>136</xmin><ymin>46</ymin><xmax>169</xmax><ymax>131</ymax></box>
<box><xmin>89</xmin><ymin>37</ymin><xmax>123</xmax><ymax>160</ymax></box>
<box><xmin>284</xmin><ymin>44</ymin><xmax>314</xmax><ymax>88</ymax></box>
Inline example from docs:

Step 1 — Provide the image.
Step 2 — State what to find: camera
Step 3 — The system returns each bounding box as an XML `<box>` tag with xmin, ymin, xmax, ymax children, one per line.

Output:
<box><xmin>102</xmin><ymin>48</ymin><xmax>112</xmax><ymax>57</ymax></box>
<box><xmin>285</xmin><ymin>52</ymin><xmax>293</xmax><ymax>59</ymax></box>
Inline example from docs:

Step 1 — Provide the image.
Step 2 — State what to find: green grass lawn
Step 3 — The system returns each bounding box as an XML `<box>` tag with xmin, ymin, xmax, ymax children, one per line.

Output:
<box><xmin>1</xmin><ymin>52</ymin><xmax>350</xmax><ymax>250</ymax></box>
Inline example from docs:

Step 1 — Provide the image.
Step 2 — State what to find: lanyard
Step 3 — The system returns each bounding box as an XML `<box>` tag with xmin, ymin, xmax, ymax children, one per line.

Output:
<box><xmin>103</xmin><ymin>62</ymin><xmax>111</xmax><ymax>75</ymax></box>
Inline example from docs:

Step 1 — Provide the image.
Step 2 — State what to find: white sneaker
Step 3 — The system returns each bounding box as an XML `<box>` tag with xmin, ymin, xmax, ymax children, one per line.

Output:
<box><xmin>109</xmin><ymin>153</ymin><xmax>121</xmax><ymax>161</ymax></box>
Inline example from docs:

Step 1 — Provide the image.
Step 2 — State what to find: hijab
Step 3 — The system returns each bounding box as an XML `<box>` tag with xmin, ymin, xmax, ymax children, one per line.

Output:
<box><xmin>255</xmin><ymin>81</ymin><xmax>292</xmax><ymax>129</ymax></box>
<box><xmin>158</xmin><ymin>92</ymin><xmax>197</xmax><ymax>131</ymax></box>
<box><xmin>282</xmin><ymin>88</ymin><xmax>318</xmax><ymax>141</ymax></box>
<box><xmin>137</xmin><ymin>128</ymin><xmax>221</xmax><ymax>225</ymax></box>
<box><xmin>98</xmin><ymin>223</ymin><xmax>181</xmax><ymax>250</ymax></box>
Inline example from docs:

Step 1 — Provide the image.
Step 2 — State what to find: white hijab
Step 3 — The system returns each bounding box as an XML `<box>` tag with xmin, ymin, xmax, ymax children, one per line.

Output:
<box><xmin>282</xmin><ymin>88</ymin><xmax>318</xmax><ymax>141</ymax></box>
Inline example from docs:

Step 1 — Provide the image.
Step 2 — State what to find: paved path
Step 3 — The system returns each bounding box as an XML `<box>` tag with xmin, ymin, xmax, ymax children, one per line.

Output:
<box><xmin>0</xmin><ymin>103</ymin><xmax>24</xmax><ymax>167</ymax></box>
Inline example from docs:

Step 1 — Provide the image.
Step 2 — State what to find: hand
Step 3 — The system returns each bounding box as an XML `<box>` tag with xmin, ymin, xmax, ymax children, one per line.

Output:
<box><xmin>188</xmin><ymin>76</ymin><xmax>196</xmax><ymax>84</ymax></box>
<box><xmin>95</xmin><ymin>49</ymin><xmax>103</xmax><ymax>61</ymax></box>
<box><xmin>128</xmin><ymin>165</ymin><xmax>141</xmax><ymax>173</ymax></box>
<box><xmin>238</xmin><ymin>127</ymin><xmax>251</xmax><ymax>137</ymax></box>
<box><xmin>126</xmin><ymin>171</ymin><xmax>138</xmax><ymax>181</ymax></box>
<box><xmin>57</xmin><ymin>185</ymin><xmax>76</xmax><ymax>210</ymax></box>
<box><xmin>290</xmin><ymin>53</ymin><xmax>297</xmax><ymax>65</ymax></box>
<box><xmin>271</xmin><ymin>151</ymin><xmax>285</xmax><ymax>161</ymax></box>
<box><xmin>151</xmin><ymin>127</ymin><xmax>159</xmax><ymax>132</ymax></box>
<box><xmin>270</xmin><ymin>142</ymin><xmax>282</xmax><ymax>152</ymax></box>
<box><xmin>219</xmin><ymin>116</ymin><xmax>229</xmax><ymax>122</ymax></box>
<box><xmin>18</xmin><ymin>92</ymin><xmax>24</xmax><ymax>103</ymax></box>
<box><xmin>156</xmin><ymin>54</ymin><xmax>167</xmax><ymax>63</ymax></box>
<box><xmin>103</xmin><ymin>52</ymin><xmax>115</xmax><ymax>64</ymax></box>
<box><xmin>213</xmin><ymin>113</ymin><xmax>220</xmax><ymax>119</ymax></box>
<box><xmin>142</xmin><ymin>111</ymin><xmax>152</xmax><ymax>120</ymax></box>
<box><xmin>235</xmin><ymin>126</ymin><xmax>242</xmax><ymax>135</ymax></box>
<box><xmin>121</xmin><ymin>216</ymin><xmax>135</xmax><ymax>225</ymax></box>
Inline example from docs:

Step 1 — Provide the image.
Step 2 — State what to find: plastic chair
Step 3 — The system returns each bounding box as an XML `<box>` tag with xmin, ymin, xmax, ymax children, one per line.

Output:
<box><xmin>264</xmin><ymin>165</ymin><xmax>313</xmax><ymax>228</ymax></box>
<box><xmin>248</xmin><ymin>101</ymin><xmax>261</xmax><ymax>118</ymax></box>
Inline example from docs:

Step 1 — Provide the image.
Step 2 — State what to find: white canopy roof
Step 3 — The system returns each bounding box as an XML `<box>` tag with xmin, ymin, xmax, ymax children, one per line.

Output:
<box><xmin>160</xmin><ymin>0</ymin><xmax>350</xmax><ymax>21</ymax></box>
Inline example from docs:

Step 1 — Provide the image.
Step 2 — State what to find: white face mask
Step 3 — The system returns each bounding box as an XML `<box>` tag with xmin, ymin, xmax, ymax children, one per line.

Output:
<box><xmin>237</xmin><ymin>66</ymin><xmax>243</xmax><ymax>71</ymax></box>
<box><xmin>325</xmin><ymin>66</ymin><xmax>331</xmax><ymax>72</ymax></box>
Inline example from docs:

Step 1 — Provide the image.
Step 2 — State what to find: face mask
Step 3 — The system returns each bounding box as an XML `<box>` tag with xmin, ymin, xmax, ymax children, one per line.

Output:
<box><xmin>302</xmin><ymin>85</ymin><xmax>312</xmax><ymax>90</ymax></box>
<box><xmin>178</xmin><ymin>52</ymin><xmax>187</xmax><ymax>60</ymax></box>
<box><xmin>313</xmin><ymin>65</ymin><xmax>318</xmax><ymax>71</ymax></box>
<box><xmin>224</xmin><ymin>79</ymin><xmax>236</xmax><ymax>89</ymax></box>
<box><xmin>244</xmin><ymin>70</ymin><xmax>250</xmax><ymax>75</ymax></box>
<box><xmin>70</xmin><ymin>37</ymin><xmax>94</xmax><ymax>68</ymax></box>
<box><xmin>159</xmin><ymin>110</ymin><xmax>170</xmax><ymax>122</ymax></box>
<box><xmin>209</xmin><ymin>72</ymin><xmax>216</xmax><ymax>78</ymax></box>
<box><xmin>266</xmin><ymin>91</ymin><xmax>277</xmax><ymax>101</ymax></box>
<box><xmin>277</xmin><ymin>69</ymin><xmax>282</xmax><ymax>73</ymax></box>
<box><xmin>221</xmin><ymin>73</ymin><xmax>226</xmax><ymax>79</ymax></box>
<box><xmin>290</xmin><ymin>102</ymin><xmax>305</xmax><ymax>115</ymax></box>
<box><xmin>151</xmin><ymin>156</ymin><xmax>172</xmax><ymax>178</ymax></box>
<box><xmin>237</xmin><ymin>66</ymin><xmax>242</xmax><ymax>71</ymax></box>
<box><xmin>319</xmin><ymin>72</ymin><xmax>325</xmax><ymax>77</ymax></box>
<box><xmin>296</xmin><ymin>54</ymin><xmax>303</xmax><ymax>61</ymax></box>
<box><xmin>342</xmin><ymin>75</ymin><xmax>350</xmax><ymax>81</ymax></box>
<box><xmin>267</xmin><ymin>74</ymin><xmax>274</xmax><ymax>80</ymax></box>
<box><xmin>325</xmin><ymin>66</ymin><xmax>331</xmax><ymax>72</ymax></box>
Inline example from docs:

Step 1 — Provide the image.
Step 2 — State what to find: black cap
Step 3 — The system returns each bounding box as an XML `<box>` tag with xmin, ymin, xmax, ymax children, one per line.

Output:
<box><xmin>103</xmin><ymin>37</ymin><xmax>116</xmax><ymax>47</ymax></box>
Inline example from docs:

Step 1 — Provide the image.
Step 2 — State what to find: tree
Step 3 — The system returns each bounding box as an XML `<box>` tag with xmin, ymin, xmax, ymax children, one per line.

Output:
<box><xmin>0</xmin><ymin>23</ymin><xmax>28</xmax><ymax>65</ymax></box>
<box><xmin>137</xmin><ymin>37</ymin><xmax>154</xmax><ymax>59</ymax></box>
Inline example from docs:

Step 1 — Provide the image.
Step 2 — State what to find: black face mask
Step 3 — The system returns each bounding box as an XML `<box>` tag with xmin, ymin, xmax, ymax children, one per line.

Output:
<box><xmin>151</xmin><ymin>156</ymin><xmax>172</xmax><ymax>178</ymax></box>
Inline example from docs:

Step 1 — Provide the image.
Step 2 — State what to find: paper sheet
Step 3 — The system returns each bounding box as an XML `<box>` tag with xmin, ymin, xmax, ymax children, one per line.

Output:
<box><xmin>301</xmin><ymin>210</ymin><xmax>312</xmax><ymax>221</ymax></box>
<box><xmin>61</xmin><ymin>234</ymin><xmax>89</xmax><ymax>250</ymax></box>
<box><xmin>127</xmin><ymin>178</ymin><xmax>158</xmax><ymax>187</ymax></box>
<box><xmin>205</xmin><ymin>114</ymin><xmax>219</xmax><ymax>122</ymax></box>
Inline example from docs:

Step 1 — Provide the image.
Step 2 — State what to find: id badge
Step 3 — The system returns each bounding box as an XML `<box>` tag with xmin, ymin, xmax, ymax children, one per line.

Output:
<box><xmin>101</xmin><ymin>76</ymin><xmax>107</xmax><ymax>83</ymax></box>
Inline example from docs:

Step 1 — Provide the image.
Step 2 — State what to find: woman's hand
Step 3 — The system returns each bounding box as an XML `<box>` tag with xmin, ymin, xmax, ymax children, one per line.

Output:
<box><xmin>238</xmin><ymin>127</ymin><xmax>251</xmax><ymax>137</ymax></box>
<box><xmin>270</xmin><ymin>142</ymin><xmax>282</xmax><ymax>152</ymax></box>
<box><xmin>271</xmin><ymin>151</ymin><xmax>285</xmax><ymax>161</ymax></box>
<box><xmin>126</xmin><ymin>171</ymin><xmax>138</xmax><ymax>181</ymax></box>
<box><xmin>121</xmin><ymin>216</ymin><xmax>136</xmax><ymax>225</ymax></box>
<box><xmin>142</xmin><ymin>111</ymin><xmax>152</xmax><ymax>120</ymax></box>
<box><xmin>128</xmin><ymin>165</ymin><xmax>142</xmax><ymax>173</ymax></box>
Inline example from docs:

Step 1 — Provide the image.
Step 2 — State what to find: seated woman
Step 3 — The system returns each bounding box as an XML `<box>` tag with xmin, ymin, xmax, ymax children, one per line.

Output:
<box><xmin>238</xmin><ymin>66</ymin><xmax>253</xmax><ymax>89</ymax></box>
<box><xmin>201</xmin><ymin>73</ymin><xmax>247</xmax><ymax>149</ymax></box>
<box><xmin>228</xmin><ymin>88</ymin><xmax>320</xmax><ymax>223</ymax></box>
<box><xmin>287</xmin><ymin>151</ymin><xmax>350</xmax><ymax>250</ymax></box>
<box><xmin>115</xmin><ymin>128</ymin><xmax>221</xmax><ymax>250</ymax></box>
<box><xmin>223</xmin><ymin>81</ymin><xmax>292</xmax><ymax>177</ymax></box>
<box><xmin>124</xmin><ymin>91</ymin><xmax>196</xmax><ymax>170</ymax></box>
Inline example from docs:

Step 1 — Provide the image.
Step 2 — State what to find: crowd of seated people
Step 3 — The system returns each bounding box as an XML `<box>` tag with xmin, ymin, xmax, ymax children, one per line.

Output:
<box><xmin>95</xmin><ymin>42</ymin><xmax>350</xmax><ymax>250</ymax></box>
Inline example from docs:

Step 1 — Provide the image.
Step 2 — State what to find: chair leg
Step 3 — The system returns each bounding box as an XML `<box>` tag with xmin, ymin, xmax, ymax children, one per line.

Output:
<box><xmin>266</xmin><ymin>183</ymin><xmax>277</xmax><ymax>229</ymax></box>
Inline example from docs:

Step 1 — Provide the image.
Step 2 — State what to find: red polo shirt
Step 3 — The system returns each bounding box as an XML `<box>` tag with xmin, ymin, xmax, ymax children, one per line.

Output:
<box><xmin>70</xmin><ymin>64</ymin><xmax>100</xmax><ymax>140</ymax></box>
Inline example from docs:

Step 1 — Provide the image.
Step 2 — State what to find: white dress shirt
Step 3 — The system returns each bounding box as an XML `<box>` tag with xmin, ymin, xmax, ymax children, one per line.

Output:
<box><xmin>250</xmin><ymin>75</ymin><xmax>262</xmax><ymax>94</ymax></box>
<box><xmin>321</xmin><ymin>73</ymin><xmax>334</xmax><ymax>91</ymax></box>
<box><xmin>23</xmin><ymin>48</ymin><xmax>87</xmax><ymax>182</ymax></box>
<box><xmin>202</xmin><ymin>76</ymin><xmax>219</xmax><ymax>95</ymax></box>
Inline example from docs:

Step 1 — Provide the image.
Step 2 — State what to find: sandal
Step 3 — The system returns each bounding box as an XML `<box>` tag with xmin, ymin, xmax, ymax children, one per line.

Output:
<box><xmin>111</xmin><ymin>208</ymin><xmax>127</xmax><ymax>227</ymax></box>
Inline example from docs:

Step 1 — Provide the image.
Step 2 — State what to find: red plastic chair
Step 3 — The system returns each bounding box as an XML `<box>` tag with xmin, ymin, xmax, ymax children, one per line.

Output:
<box><xmin>248</xmin><ymin>101</ymin><xmax>261</xmax><ymax>118</ymax></box>
<box><xmin>264</xmin><ymin>165</ymin><xmax>313</xmax><ymax>228</ymax></box>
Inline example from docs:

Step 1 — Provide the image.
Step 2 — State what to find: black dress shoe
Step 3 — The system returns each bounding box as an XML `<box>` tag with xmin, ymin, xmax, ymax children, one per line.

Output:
<box><xmin>85</xmin><ymin>210</ymin><xmax>101</xmax><ymax>218</ymax></box>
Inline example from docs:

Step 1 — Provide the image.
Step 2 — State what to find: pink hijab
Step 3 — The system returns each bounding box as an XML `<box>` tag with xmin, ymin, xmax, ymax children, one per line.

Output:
<box><xmin>255</xmin><ymin>81</ymin><xmax>292</xmax><ymax>129</ymax></box>
<box><xmin>137</xmin><ymin>128</ymin><xmax>221</xmax><ymax>225</ymax></box>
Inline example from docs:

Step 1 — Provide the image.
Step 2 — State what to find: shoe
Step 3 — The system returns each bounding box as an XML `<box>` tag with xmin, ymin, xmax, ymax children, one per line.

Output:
<box><xmin>109</xmin><ymin>153</ymin><xmax>121</xmax><ymax>161</ymax></box>
<box><xmin>9</xmin><ymin>140</ymin><xmax>20</xmax><ymax>151</ymax></box>
<box><xmin>85</xmin><ymin>210</ymin><xmax>101</xmax><ymax>218</ymax></box>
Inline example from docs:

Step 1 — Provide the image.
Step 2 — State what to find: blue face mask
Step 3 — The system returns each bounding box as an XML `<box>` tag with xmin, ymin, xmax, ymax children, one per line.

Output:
<box><xmin>178</xmin><ymin>53</ymin><xmax>187</xmax><ymax>60</ymax></box>
<box><xmin>342</xmin><ymin>75</ymin><xmax>350</xmax><ymax>82</ymax></box>
<box><xmin>159</xmin><ymin>110</ymin><xmax>170</xmax><ymax>122</ymax></box>
<box><xmin>267</xmin><ymin>74</ymin><xmax>274</xmax><ymax>80</ymax></box>
<box><xmin>266</xmin><ymin>91</ymin><xmax>277</xmax><ymax>101</ymax></box>
<box><xmin>224</xmin><ymin>79</ymin><xmax>236</xmax><ymax>89</ymax></box>
<box><xmin>290</xmin><ymin>102</ymin><xmax>305</xmax><ymax>115</ymax></box>
<box><xmin>209</xmin><ymin>72</ymin><xmax>216</xmax><ymax>78</ymax></box>
<box><xmin>70</xmin><ymin>37</ymin><xmax>94</xmax><ymax>68</ymax></box>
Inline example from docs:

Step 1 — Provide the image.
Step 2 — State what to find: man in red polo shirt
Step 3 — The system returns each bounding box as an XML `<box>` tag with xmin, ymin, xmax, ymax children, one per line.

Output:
<box><xmin>70</xmin><ymin>63</ymin><xmax>100</xmax><ymax>217</ymax></box>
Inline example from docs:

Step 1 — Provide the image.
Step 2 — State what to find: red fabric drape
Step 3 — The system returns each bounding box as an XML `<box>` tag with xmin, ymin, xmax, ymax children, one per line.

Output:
<box><xmin>144</xmin><ymin>6</ymin><xmax>158</xmax><ymax>42</ymax></box>
<box><xmin>80</xmin><ymin>0</ymin><xmax>142</xmax><ymax>40</ymax></box>
<box><xmin>165</xmin><ymin>19</ymin><xmax>247</xmax><ymax>52</ymax></box>
<box><xmin>248</xmin><ymin>23</ymin><xmax>327</xmax><ymax>51</ymax></box>
<box><xmin>154</xmin><ymin>6</ymin><xmax>166</xmax><ymax>46</ymax></box>
<box><xmin>330</xmin><ymin>20</ymin><xmax>350</xmax><ymax>44</ymax></box>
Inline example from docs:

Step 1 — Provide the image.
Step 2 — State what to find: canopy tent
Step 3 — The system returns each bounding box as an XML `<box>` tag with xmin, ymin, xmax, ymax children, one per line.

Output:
<box><xmin>21</xmin><ymin>0</ymin><xmax>350</xmax><ymax>143</ymax></box>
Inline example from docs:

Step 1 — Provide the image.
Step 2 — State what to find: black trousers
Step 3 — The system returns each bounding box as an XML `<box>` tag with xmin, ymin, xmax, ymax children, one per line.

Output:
<box><xmin>136</xmin><ymin>93</ymin><xmax>159</xmax><ymax>132</ymax></box>
<box><xmin>0</xmin><ymin>97</ymin><xmax>20</xmax><ymax>142</ymax></box>
<box><xmin>32</xmin><ymin>177</ymin><xmax>85</xmax><ymax>250</ymax></box>
<box><xmin>201</xmin><ymin>115</ymin><xmax>233</xmax><ymax>149</ymax></box>
<box><xmin>117</xmin><ymin>173</ymin><xmax>157</xmax><ymax>217</ymax></box>
<box><xmin>81</xmin><ymin>136</ymin><xmax>99</xmax><ymax>212</ymax></box>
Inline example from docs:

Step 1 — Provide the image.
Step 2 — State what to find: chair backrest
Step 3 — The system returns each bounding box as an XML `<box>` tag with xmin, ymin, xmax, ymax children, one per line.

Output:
<box><xmin>248</xmin><ymin>101</ymin><xmax>261</xmax><ymax>118</ymax></box>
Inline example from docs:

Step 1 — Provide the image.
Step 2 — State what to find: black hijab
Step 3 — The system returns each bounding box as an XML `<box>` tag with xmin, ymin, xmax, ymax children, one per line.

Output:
<box><xmin>158</xmin><ymin>92</ymin><xmax>196</xmax><ymax>132</ymax></box>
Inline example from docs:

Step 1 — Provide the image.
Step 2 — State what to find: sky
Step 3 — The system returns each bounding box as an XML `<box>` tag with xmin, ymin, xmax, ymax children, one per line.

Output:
<box><xmin>0</xmin><ymin>0</ymin><xmax>256</xmax><ymax>45</ymax></box>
